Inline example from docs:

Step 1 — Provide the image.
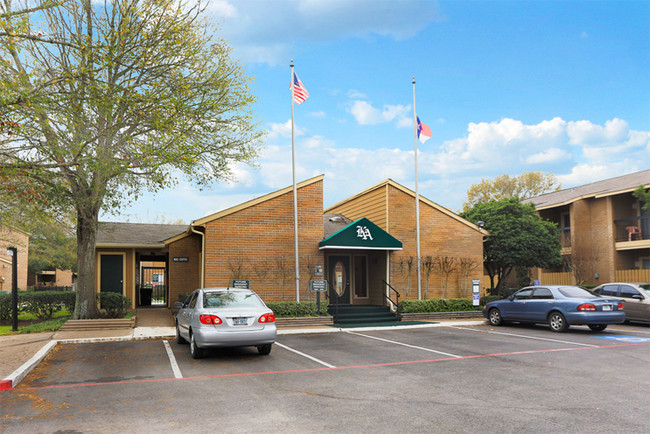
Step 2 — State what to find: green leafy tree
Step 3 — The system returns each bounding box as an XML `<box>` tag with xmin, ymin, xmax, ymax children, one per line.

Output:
<box><xmin>461</xmin><ymin>198</ymin><xmax>562</xmax><ymax>294</ymax></box>
<box><xmin>0</xmin><ymin>0</ymin><xmax>262</xmax><ymax>318</ymax></box>
<box><xmin>27</xmin><ymin>212</ymin><xmax>77</xmax><ymax>276</ymax></box>
<box><xmin>632</xmin><ymin>186</ymin><xmax>650</xmax><ymax>213</ymax></box>
<box><xmin>462</xmin><ymin>171</ymin><xmax>561</xmax><ymax>212</ymax></box>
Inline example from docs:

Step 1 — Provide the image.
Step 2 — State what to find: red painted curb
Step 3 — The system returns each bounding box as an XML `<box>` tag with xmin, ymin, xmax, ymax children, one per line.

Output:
<box><xmin>0</xmin><ymin>380</ymin><xmax>13</xmax><ymax>391</ymax></box>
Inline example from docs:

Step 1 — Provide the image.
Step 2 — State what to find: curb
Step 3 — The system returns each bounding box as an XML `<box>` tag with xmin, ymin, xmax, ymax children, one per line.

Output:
<box><xmin>1</xmin><ymin>320</ymin><xmax>487</xmax><ymax>390</ymax></box>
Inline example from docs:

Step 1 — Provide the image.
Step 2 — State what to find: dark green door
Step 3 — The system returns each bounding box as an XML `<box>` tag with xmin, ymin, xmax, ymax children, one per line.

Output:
<box><xmin>101</xmin><ymin>254</ymin><xmax>123</xmax><ymax>294</ymax></box>
<box><xmin>328</xmin><ymin>255</ymin><xmax>350</xmax><ymax>304</ymax></box>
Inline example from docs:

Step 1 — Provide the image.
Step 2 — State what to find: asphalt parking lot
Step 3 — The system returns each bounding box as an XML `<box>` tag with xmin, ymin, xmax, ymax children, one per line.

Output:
<box><xmin>2</xmin><ymin>322</ymin><xmax>649</xmax><ymax>433</ymax></box>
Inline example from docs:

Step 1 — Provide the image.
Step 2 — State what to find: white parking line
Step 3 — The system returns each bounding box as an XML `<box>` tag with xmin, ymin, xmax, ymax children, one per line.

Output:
<box><xmin>275</xmin><ymin>342</ymin><xmax>336</xmax><ymax>368</ymax></box>
<box><xmin>163</xmin><ymin>340</ymin><xmax>183</xmax><ymax>379</ymax></box>
<box><xmin>347</xmin><ymin>331</ymin><xmax>463</xmax><ymax>358</ymax></box>
<box><xmin>453</xmin><ymin>327</ymin><xmax>599</xmax><ymax>347</ymax></box>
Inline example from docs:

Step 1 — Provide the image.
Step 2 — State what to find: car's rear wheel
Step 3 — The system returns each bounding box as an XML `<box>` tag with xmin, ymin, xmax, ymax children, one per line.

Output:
<box><xmin>176</xmin><ymin>322</ymin><xmax>187</xmax><ymax>344</ymax></box>
<box><xmin>190</xmin><ymin>333</ymin><xmax>203</xmax><ymax>359</ymax></box>
<box><xmin>257</xmin><ymin>344</ymin><xmax>272</xmax><ymax>356</ymax></box>
<box><xmin>588</xmin><ymin>324</ymin><xmax>607</xmax><ymax>332</ymax></box>
<box><xmin>488</xmin><ymin>308</ymin><xmax>503</xmax><ymax>326</ymax></box>
<box><xmin>548</xmin><ymin>312</ymin><xmax>568</xmax><ymax>332</ymax></box>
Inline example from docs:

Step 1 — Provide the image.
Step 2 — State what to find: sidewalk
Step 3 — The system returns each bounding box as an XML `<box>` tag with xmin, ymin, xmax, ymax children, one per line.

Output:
<box><xmin>1</xmin><ymin>317</ymin><xmax>486</xmax><ymax>390</ymax></box>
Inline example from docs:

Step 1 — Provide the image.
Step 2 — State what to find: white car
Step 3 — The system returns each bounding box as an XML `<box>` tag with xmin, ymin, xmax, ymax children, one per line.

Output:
<box><xmin>175</xmin><ymin>287</ymin><xmax>277</xmax><ymax>359</ymax></box>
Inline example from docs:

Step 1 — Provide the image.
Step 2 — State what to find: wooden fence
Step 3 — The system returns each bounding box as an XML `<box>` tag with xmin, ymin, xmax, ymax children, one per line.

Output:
<box><xmin>481</xmin><ymin>269</ymin><xmax>649</xmax><ymax>290</ymax></box>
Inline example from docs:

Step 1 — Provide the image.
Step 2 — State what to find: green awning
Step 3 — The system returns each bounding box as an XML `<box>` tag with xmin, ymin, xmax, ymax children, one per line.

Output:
<box><xmin>319</xmin><ymin>218</ymin><xmax>402</xmax><ymax>250</ymax></box>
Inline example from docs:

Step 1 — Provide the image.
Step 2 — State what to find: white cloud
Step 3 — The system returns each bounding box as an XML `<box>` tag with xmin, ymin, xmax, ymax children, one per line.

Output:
<box><xmin>525</xmin><ymin>147</ymin><xmax>571</xmax><ymax>164</ymax></box>
<box><xmin>267</xmin><ymin>119</ymin><xmax>305</xmax><ymax>139</ymax></box>
<box><xmin>215</xmin><ymin>0</ymin><xmax>439</xmax><ymax>65</ymax></box>
<box><xmin>349</xmin><ymin>100</ymin><xmax>410</xmax><ymax>126</ymax></box>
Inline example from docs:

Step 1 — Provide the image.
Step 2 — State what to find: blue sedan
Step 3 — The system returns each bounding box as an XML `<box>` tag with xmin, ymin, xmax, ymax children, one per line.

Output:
<box><xmin>483</xmin><ymin>285</ymin><xmax>625</xmax><ymax>332</ymax></box>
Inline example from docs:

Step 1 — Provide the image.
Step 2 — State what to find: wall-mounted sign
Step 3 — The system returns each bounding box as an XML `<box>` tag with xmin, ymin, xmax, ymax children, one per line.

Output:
<box><xmin>231</xmin><ymin>279</ymin><xmax>250</xmax><ymax>289</ymax></box>
<box><xmin>173</xmin><ymin>257</ymin><xmax>189</xmax><ymax>262</ymax></box>
<box><xmin>314</xmin><ymin>265</ymin><xmax>323</xmax><ymax>278</ymax></box>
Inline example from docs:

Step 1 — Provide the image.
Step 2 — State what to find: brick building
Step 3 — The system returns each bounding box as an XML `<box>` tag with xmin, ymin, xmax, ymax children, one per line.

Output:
<box><xmin>95</xmin><ymin>175</ymin><xmax>487</xmax><ymax>310</ymax></box>
<box><xmin>524</xmin><ymin>170</ymin><xmax>650</xmax><ymax>285</ymax></box>
<box><xmin>0</xmin><ymin>226</ymin><xmax>29</xmax><ymax>292</ymax></box>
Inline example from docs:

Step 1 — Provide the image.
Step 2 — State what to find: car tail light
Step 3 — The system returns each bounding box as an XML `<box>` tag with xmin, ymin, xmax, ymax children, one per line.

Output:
<box><xmin>199</xmin><ymin>314</ymin><xmax>222</xmax><ymax>325</ymax></box>
<box><xmin>617</xmin><ymin>303</ymin><xmax>624</xmax><ymax>310</ymax></box>
<box><xmin>577</xmin><ymin>303</ymin><xmax>596</xmax><ymax>311</ymax></box>
<box><xmin>259</xmin><ymin>312</ymin><xmax>275</xmax><ymax>323</ymax></box>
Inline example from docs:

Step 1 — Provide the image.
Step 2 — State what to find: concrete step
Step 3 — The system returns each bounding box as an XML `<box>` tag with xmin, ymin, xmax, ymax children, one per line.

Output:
<box><xmin>59</xmin><ymin>318</ymin><xmax>135</xmax><ymax>331</ymax></box>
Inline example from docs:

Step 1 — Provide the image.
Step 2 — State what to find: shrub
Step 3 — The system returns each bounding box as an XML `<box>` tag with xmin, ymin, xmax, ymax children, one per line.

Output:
<box><xmin>266</xmin><ymin>301</ymin><xmax>320</xmax><ymax>317</ymax></box>
<box><xmin>480</xmin><ymin>295</ymin><xmax>503</xmax><ymax>305</ymax></box>
<box><xmin>97</xmin><ymin>292</ymin><xmax>131</xmax><ymax>318</ymax></box>
<box><xmin>21</xmin><ymin>291</ymin><xmax>64</xmax><ymax>320</ymax></box>
<box><xmin>398</xmin><ymin>298</ymin><xmax>475</xmax><ymax>313</ymax></box>
<box><xmin>0</xmin><ymin>293</ymin><xmax>14</xmax><ymax>321</ymax></box>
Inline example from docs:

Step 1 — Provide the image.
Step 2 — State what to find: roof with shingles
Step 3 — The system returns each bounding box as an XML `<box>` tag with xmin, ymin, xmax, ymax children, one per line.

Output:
<box><xmin>96</xmin><ymin>222</ymin><xmax>188</xmax><ymax>246</ymax></box>
<box><xmin>523</xmin><ymin>170</ymin><xmax>650</xmax><ymax>210</ymax></box>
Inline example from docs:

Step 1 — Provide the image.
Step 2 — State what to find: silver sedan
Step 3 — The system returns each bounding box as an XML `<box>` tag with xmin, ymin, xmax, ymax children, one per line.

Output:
<box><xmin>175</xmin><ymin>287</ymin><xmax>277</xmax><ymax>359</ymax></box>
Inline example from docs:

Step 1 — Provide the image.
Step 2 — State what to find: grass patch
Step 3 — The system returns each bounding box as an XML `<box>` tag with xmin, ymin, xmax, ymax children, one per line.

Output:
<box><xmin>0</xmin><ymin>316</ymin><xmax>70</xmax><ymax>336</ymax></box>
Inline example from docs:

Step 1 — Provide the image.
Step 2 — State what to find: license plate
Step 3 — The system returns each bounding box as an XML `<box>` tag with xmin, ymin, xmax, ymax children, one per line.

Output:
<box><xmin>602</xmin><ymin>305</ymin><xmax>612</xmax><ymax>311</ymax></box>
<box><xmin>233</xmin><ymin>318</ymin><xmax>248</xmax><ymax>326</ymax></box>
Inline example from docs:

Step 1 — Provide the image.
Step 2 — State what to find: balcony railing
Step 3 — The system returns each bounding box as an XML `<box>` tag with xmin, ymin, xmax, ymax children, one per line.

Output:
<box><xmin>614</xmin><ymin>215</ymin><xmax>650</xmax><ymax>242</ymax></box>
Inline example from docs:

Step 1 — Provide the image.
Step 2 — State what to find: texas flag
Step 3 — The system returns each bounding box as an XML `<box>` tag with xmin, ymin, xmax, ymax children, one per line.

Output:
<box><xmin>417</xmin><ymin>116</ymin><xmax>432</xmax><ymax>144</ymax></box>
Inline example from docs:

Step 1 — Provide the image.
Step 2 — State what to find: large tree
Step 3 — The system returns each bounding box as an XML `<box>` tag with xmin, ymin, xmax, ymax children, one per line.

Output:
<box><xmin>461</xmin><ymin>198</ymin><xmax>562</xmax><ymax>294</ymax></box>
<box><xmin>462</xmin><ymin>171</ymin><xmax>561</xmax><ymax>212</ymax></box>
<box><xmin>0</xmin><ymin>0</ymin><xmax>262</xmax><ymax>318</ymax></box>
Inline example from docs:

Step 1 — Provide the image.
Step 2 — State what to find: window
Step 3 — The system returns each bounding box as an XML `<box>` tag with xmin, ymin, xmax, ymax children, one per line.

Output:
<box><xmin>598</xmin><ymin>285</ymin><xmax>619</xmax><ymax>297</ymax></box>
<box><xmin>188</xmin><ymin>292</ymin><xmax>198</xmax><ymax>308</ymax></box>
<box><xmin>532</xmin><ymin>288</ymin><xmax>553</xmax><ymax>300</ymax></box>
<box><xmin>514</xmin><ymin>288</ymin><xmax>534</xmax><ymax>300</ymax></box>
<box><xmin>560</xmin><ymin>212</ymin><xmax>570</xmax><ymax>229</ymax></box>
<box><xmin>619</xmin><ymin>286</ymin><xmax>641</xmax><ymax>299</ymax></box>
<box><xmin>558</xmin><ymin>286</ymin><xmax>598</xmax><ymax>299</ymax></box>
<box><xmin>203</xmin><ymin>291</ymin><xmax>264</xmax><ymax>308</ymax></box>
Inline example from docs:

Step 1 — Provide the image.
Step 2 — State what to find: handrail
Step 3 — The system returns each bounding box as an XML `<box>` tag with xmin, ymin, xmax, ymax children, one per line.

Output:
<box><xmin>382</xmin><ymin>280</ymin><xmax>400</xmax><ymax>312</ymax></box>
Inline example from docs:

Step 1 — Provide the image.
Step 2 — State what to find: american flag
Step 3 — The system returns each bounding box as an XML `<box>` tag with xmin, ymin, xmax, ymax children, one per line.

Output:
<box><xmin>291</xmin><ymin>71</ymin><xmax>309</xmax><ymax>104</ymax></box>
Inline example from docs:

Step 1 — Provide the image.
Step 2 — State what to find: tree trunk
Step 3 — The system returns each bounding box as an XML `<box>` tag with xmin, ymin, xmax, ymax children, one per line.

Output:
<box><xmin>73</xmin><ymin>210</ymin><xmax>100</xmax><ymax>319</ymax></box>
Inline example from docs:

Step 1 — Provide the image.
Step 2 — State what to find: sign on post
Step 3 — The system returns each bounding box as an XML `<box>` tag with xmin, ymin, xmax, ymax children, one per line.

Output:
<box><xmin>231</xmin><ymin>279</ymin><xmax>250</xmax><ymax>289</ymax></box>
<box><xmin>310</xmin><ymin>279</ymin><xmax>327</xmax><ymax>292</ymax></box>
<box><xmin>472</xmin><ymin>279</ymin><xmax>481</xmax><ymax>307</ymax></box>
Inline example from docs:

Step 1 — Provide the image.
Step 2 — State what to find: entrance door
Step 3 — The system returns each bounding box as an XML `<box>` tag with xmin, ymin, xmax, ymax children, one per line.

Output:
<box><xmin>100</xmin><ymin>254</ymin><xmax>123</xmax><ymax>294</ymax></box>
<box><xmin>328</xmin><ymin>255</ymin><xmax>350</xmax><ymax>304</ymax></box>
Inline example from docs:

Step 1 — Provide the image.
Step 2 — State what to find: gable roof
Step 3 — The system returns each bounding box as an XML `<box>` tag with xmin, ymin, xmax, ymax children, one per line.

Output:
<box><xmin>191</xmin><ymin>174</ymin><xmax>324</xmax><ymax>226</ymax></box>
<box><xmin>96</xmin><ymin>222</ymin><xmax>188</xmax><ymax>248</ymax></box>
<box><xmin>319</xmin><ymin>217</ymin><xmax>402</xmax><ymax>250</ymax></box>
<box><xmin>325</xmin><ymin>178</ymin><xmax>487</xmax><ymax>235</ymax></box>
<box><xmin>524</xmin><ymin>170</ymin><xmax>650</xmax><ymax>210</ymax></box>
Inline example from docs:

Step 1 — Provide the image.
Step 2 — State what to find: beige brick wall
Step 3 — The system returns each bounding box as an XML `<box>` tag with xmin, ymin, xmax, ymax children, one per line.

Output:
<box><xmin>387</xmin><ymin>185</ymin><xmax>485</xmax><ymax>299</ymax></box>
<box><xmin>168</xmin><ymin>234</ymin><xmax>202</xmax><ymax>304</ymax></box>
<box><xmin>0</xmin><ymin>227</ymin><xmax>29</xmax><ymax>291</ymax></box>
<box><xmin>202</xmin><ymin>179</ymin><xmax>324</xmax><ymax>303</ymax></box>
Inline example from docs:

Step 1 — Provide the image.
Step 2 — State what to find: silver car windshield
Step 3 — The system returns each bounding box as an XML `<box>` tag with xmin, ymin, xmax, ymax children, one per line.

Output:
<box><xmin>638</xmin><ymin>284</ymin><xmax>650</xmax><ymax>296</ymax></box>
<box><xmin>558</xmin><ymin>287</ymin><xmax>598</xmax><ymax>299</ymax></box>
<box><xmin>203</xmin><ymin>292</ymin><xmax>265</xmax><ymax>308</ymax></box>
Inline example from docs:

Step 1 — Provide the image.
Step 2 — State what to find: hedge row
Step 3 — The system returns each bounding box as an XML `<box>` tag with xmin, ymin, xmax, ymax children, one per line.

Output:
<box><xmin>265</xmin><ymin>301</ymin><xmax>321</xmax><ymax>317</ymax></box>
<box><xmin>398</xmin><ymin>298</ymin><xmax>476</xmax><ymax>313</ymax></box>
<box><xmin>0</xmin><ymin>291</ymin><xmax>131</xmax><ymax>321</ymax></box>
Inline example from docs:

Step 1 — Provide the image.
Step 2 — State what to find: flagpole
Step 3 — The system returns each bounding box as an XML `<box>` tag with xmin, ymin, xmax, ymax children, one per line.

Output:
<box><xmin>290</xmin><ymin>60</ymin><xmax>300</xmax><ymax>303</ymax></box>
<box><xmin>412</xmin><ymin>77</ymin><xmax>422</xmax><ymax>300</ymax></box>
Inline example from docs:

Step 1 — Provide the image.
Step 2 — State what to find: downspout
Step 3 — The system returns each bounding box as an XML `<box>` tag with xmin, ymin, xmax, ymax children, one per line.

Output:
<box><xmin>190</xmin><ymin>224</ymin><xmax>205</xmax><ymax>288</ymax></box>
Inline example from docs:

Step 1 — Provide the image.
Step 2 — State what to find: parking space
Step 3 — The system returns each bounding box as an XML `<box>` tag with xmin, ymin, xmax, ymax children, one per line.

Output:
<box><xmin>2</xmin><ymin>323</ymin><xmax>649</xmax><ymax>432</ymax></box>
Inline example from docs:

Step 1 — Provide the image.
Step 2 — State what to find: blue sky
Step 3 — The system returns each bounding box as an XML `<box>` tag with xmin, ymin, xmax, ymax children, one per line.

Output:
<box><xmin>108</xmin><ymin>0</ymin><xmax>650</xmax><ymax>223</ymax></box>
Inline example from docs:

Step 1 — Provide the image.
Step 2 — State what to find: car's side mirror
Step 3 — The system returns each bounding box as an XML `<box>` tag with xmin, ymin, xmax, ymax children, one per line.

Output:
<box><xmin>174</xmin><ymin>301</ymin><xmax>184</xmax><ymax>309</ymax></box>
<box><xmin>631</xmin><ymin>295</ymin><xmax>644</xmax><ymax>301</ymax></box>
